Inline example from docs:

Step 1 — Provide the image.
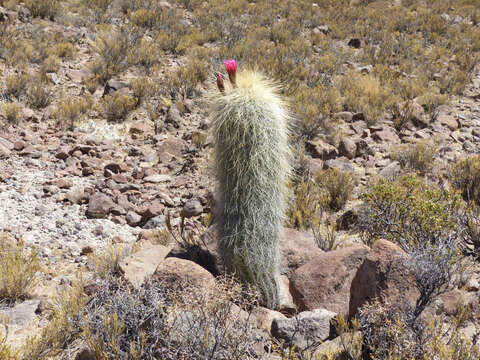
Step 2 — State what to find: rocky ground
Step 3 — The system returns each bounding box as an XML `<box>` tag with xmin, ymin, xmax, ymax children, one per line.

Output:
<box><xmin>0</xmin><ymin>2</ymin><xmax>480</xmax><ymax>358</ymax></box>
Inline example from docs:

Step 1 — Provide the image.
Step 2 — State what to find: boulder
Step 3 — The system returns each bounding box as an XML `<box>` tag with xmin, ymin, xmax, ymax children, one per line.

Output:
<box><xmin>153</xmin><ymin>257</ymin><xmax>216</xmax><ymax>290</ymax></box>
<box><xmin>271</xmin><ymin>308</ymin><xmax>337</xmax><ymax>349</ymax></box>
<box><xmin>338</xmin><ymin>138</ymin><xmax>357</xmax><ymax>160</ymax></box>
<box><xmin>306</xmin><ymin>138</ymin><xmax>338</xmax><ymax>160</ymax></box>
<box><xmin>349</xmin><ymin>239</ymin><xmax>419</xmax><ymax>318</ymax></box>
<box><xmin>120</xmin><ymin>241</ymin><xmax>171</xmax><ymax>289</ymax></box>
<box><xmin>290</xmin><ymin>245</ymin><xmax>370</xmax><ymax>314</ymax></box>
<box><xmin>182</xmin><ymin>199</ymin><xmax>203</xmax><ymax>218</ymax></box>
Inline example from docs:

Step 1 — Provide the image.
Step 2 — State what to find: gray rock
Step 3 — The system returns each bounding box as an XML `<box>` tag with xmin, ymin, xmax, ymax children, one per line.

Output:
<box><xmin>271</xmin><ymin>308</ymin><xmax>337</xmax><ymax>349</ymax></box>
<box><xmin>182</xmin><ymin>199</ymin><xmax>203</xmax><ymax>218</ymax></box>
<box><xmin>0</xmin><ymin>300</ymin><xmax>40</xmax><ymax>326</ymax></box>
<box><xmin>338</xmin><ymin>138</ymin><xmax>357</xmax><ymax>160</ymax></box>
<box><xmin>126</xmin><ymin>211</ymin><xmax>142</xmax><ymax>226</ymax></box>
<box><xmin>143</xmin><ymin>215</ymin><xmax>166</xmax><ymax>229</ymax></box>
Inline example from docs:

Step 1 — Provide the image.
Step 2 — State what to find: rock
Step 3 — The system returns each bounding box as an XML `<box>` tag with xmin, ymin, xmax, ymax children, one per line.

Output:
<box><xmin>271</xmin><ymin>308</ymin><xmax>337</xmax><ymax>349</ymax></box>
<box><xmin>355</xmin><ymin>139</ymin><xmax>374</xmax><ymax>158</ymax></box>
<box><xmin>126</xmin><ymin>211</ymin><xmax>142</xmax><ymax>226</ymax></box>
<box><xmin>200</xmin><ymin>226</ymin><xmax>323</xmax><ymax>277</ymax></box>
<box><xmin>55</xmin><ymin>147</ymin><xmax>70</xmax><ymax>160</ymax></box>
<box><xmin>0</xmin><ymin>300</ymin><xmax>40</xmax><ymax>326</ymax></box>
<box><xmin>144</xmin><ymin>174</ymin><xmax>171</xmax><ymax>183</ymax></box>
<box><xmin>372</xmin><ymin>129</ymin><xmax>400</xmax><ymax>143</ymax></box>
<box><xmin>251</xmin><ymin>307</ymin><xmax>286</xmax><ymax>333</ymax></box>
<box><xmin>13</xmin><ymin>140</ymin><xmax>26</xmax><ymax>151</ymax></box>
<box><xmin>165</xmin><ymin>106</ymin><xmax>182</xmax><ymax>127</ymax></box>
<box><xmin>120</xmin><ymin>242</ymin><xmax>171</xmax><ymax>289</ymax></box>
<box><xmin>0</xmin><ymin>143</ymin><xmax>11</xmax><ymax>158</ymax></box>
<box><xmin>157</xmin><ymin>137</ymin><xmax>186</xmax><ymax>157</ymax></box>
<box><xmin>379</xmin><ymin>161</ymin><xmax>401</xmax><ymax>179</ymax></box>
<box><xmin>153</xmin><ymin>257</ymin><xmax>216</xmax><ymax>290</ymax></box>
<box><xmin>437</xmin><ymin>114</ymin><xmax>458</xmax><ymax>131</ymax></box>
<box><xmin>81</xmin><ymin>246</ymin><xmax>94</xmax><ymax>255</ymax></box>
<box><xmin>130</xmin><ymin>120</ymin><xmax>153</xmax><ymax>136</ymax></box>
<box><xmin>86</xmin><ymin>192</ymin><xmax>115</xmax><ymax>219</ymax></box>
<box><xmin>338</xmin><ymin>138</ymin><xmax>357</xmax><ymax>159</ymax></box>
<box><xmin>182</xmin><ymin>199</ymin><xmax>203</xmax><ymax>218</ymax></box>
<box><xmin>281</xmin><ymin>228</ymin><xmax>324</xmax><ymax>276</ymax></box>
<box><xmin>324</xmin><ymin>158</ymin><xmax>355</xmax><ymax>173</ymax></box>
<box><xmin>103</xmin><ymin>79</ymin><xmax>129</xmax><ymax>96</ymax></box>
<box><xmin>306</xmin><ymin>138</ymin><xmax>338</xmax><ymax>160</ymax></box>
<box><xmin>349</xmin><ymin>239</ymin><xmax>419</xmax><ymax>318</ymax></box>
<box><xmin>290</xmin><ymin>245</ymin><xmax>370</xmax><ymax>314</ymax></box>
<box><xmin>66</xmin><ymin>186</ymin><xmax>86</xmax><ymax>204</ymax></box>
<box><xmin>66</xmin><ymin>69</ymin><xmax>92</xmax><ymax>83</ymax></box>
<box><xmin>75</xmin><ymin>347</ymin><xmax>96</xmax><ymax>360</ymax></box>
<box><xmin>104</xmin><ymin>163</ymin><xmax>122</xmax><ymax>176</ymax></box>
<box><xmin>335</xmin><ymin>112</ymin><xmax>354</xmax><ymax>122</ymax></box>
<box><xmin>347</xmin><ymin>38</ymin><xmax>361</xmax><ymax>48</ymax></box>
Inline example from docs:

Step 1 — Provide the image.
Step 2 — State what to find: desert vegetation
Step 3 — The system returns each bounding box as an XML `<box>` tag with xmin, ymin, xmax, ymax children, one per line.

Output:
<box><xmin>0</xmin><ymin>0</ymin><xmax>480</xmax><ymax>359</ymax></box>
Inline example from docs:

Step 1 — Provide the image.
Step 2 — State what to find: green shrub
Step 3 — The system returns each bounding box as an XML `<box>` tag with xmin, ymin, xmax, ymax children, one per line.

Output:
<box><xmin>358</xmin><ymin>174</ymin><xmax>462</xmax><ymax>247</ymax></box>
<box><xmin>316</xmin><ymin>168</ymin><xmax>357</xmax><ymax>212</ymax></box>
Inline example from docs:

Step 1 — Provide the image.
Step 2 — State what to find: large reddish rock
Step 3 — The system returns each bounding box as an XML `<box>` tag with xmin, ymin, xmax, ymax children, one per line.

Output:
<box><xmin>290</xmin><ymin>245</ymin><xmax>370</xmax><ymax>314</ymax></box>
<box><xmin>153</xmin><ymin>257</ymin><xmax>215</xmax><ymax>289</ymax></box>
<box><xmin>348</xmin><ymin>239</ymin><xmax>419</xmax><ymax>318</ymax></box>
<box><xmin>86</xmin><ymin>192</ymin><xmax>115</xmax><ymax>219</ymax></box>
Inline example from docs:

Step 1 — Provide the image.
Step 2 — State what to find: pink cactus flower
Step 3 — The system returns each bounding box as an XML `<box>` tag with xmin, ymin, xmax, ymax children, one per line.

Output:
<box><xmin>217</xmin><ymin>73</ymin><xmax>225</xmax><ymax>93</ymax></box>
<box><xmin>224</xmin><ymin>59</ymin><xmax>237</xmax><ymax>87</ymax></box>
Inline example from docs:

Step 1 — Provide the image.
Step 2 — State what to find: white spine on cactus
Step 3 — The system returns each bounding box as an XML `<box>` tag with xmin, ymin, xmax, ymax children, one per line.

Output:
<box><xmin>211</xmin><ymin>69</ymin><xmax>291</xmax><ymax>308</ymax></box>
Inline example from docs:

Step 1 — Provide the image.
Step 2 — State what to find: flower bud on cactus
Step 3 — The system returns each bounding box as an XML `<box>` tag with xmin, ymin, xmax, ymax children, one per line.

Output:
<box><xmin>211</xmin><ymin>61</ymin><xmax>291</xmax><ymax>308</ymax></box>
<box><xmin>223</xmin><ymin>59</ymin><xmax>237</xmax><ymax>87</ymax></box>
<box><xmin>217</xmin><ymin>73</ymin><xmax>225</xmax><ymax>94</ymax></box>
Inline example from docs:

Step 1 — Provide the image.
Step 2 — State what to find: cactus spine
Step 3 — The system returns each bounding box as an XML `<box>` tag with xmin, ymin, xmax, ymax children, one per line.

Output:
<box><xmin>211</xmin><ymin>61</ymin><xmax>291</xmax><ymax>308</ymax></box>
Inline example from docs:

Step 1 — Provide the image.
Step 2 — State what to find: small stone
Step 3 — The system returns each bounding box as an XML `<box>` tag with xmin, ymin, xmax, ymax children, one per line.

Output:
<box><xmin>347</xmin><ymin>38</ymin><xmax>361</xmax><ymax>48</ymax></box>
<box><xmin>81</xmin><ymin>246</ymin><xmax>94</xmax><ymax>255</ymax></box>
<box><xmin>144</xmin><ymin>174</ymin><xmax>171</xmax><ymax>183</ymax></box>
<box><xmin>182</xmin><ymin>199</ymin><xmax>203</xmax><ymax>218</ymax></box>
<box><xmin>126</xmin><ymin>211</ymin><xmax>142</xmax><ymax>226</ymax></box>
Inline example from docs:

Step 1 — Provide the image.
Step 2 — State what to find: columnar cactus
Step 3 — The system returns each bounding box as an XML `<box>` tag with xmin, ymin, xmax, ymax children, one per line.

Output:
<box><xmin>211</xmin><ymin>60</ymin><xmax>291</xmax><ymax>308</ymax></box>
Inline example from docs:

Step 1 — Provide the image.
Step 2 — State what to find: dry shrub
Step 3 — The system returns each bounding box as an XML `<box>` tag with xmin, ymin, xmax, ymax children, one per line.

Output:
<box><xmin>2</xmin><ymin>102</ymin><xmax>21</xmax><ymax>123</ymax></box>
<box><xmin>286</xmin><ymin>175</ymin><xmax>326</xmax><ymax>230</ymax></box>
<box><xmin>53</xmin><ymin>42</ymin><xmax>76</xmax><ymax>59</ymax></box>
<box><xmin>4</xmin><ymin>73</ymin><xmax>30</xmax><ymax>99</ymax></box>
<box><xmin>40</xmin><ymin>55</ymin><xmax>60</xmax><ymax>74</ymax></box>
<box><xmin>22</xmin><ymin>282</ymin><xmax>88</xmax><ymax>360</ymax></box>
<box><xmin>26</xmin><ymin>78</ymin><xmax>52</xmax><ymax>109</ymax></box>
<box><xmin>102</xmin><ymin>92</ymin><xmax>137</xmax><ymax>122</ymax></box>
<box><xmin>316</xmin><ymin>168</ymin><xmax>357</xmax><ymax>212</ymax></box>
<box><xmin>0</xmin><ymin>234</ymin><xmax>40</xmax><ymax>304</ymax></box>
<box><xmin>24</xmin><ymin>0</ymin><xmax>59</xmax><ymax>19</ymax></box>
<box><xmin>391</xmin><ymin>141</ymin><xmax>438</xmax><ymax>176</ymax></box>
<box><xmin>81</xmin><ymin>275</ymin><xmax>261</xmax><ymax>360</ymax></box>
<box><xmin>450</xmin><ymin>155</ymin><xmax>480</xmax><ymax>205</ymax></box>
<box><xmin>127</xmin><ymin>39</ymin><xmax>162</xmax><ymax>73</ymax></box>
<box><xmin>164</xmin><ymin>55</ymin><xmax>209</xmax><ymax>99</ymax></box>
<box><xmin>89</xmin><ymin>27</ymin><xmax>131</xmax><ymax>83</ymax></box>
<box><xmin>130</xmin><ymin>77</ymin><xmax>155</xmax><ymax>103</ymax></box>
<box><xmin>55</xmin><ymin>96</ymin><xmax>92</xmax><ymax>129</ymax></box>
<box><xmin>340</xmin><ymin>71</ymin><xmax>395</xmax><ymax>126</ymax></box>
